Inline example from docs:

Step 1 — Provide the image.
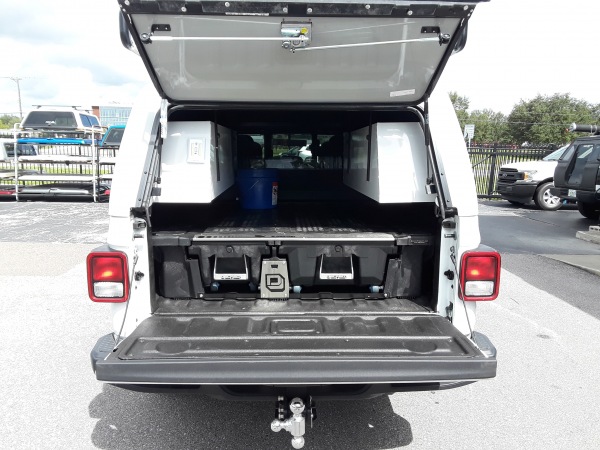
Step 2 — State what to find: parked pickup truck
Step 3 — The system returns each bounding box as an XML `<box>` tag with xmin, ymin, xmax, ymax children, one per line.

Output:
<box><xmin>18</xmin><ymin>105</ymin><xmax>105</xmax><ymax>145</ymax></box>
<box><xmin>552</xmin><ymin>124</ymin><xmax>600</xmax><ymax>219</ymax></box>
<box><xmin>0</xmin><ymin>138</ymin><xmax>37</xmax><ymax>159</ymax></box>
<box><xmin>0</xmin><ymin>138</ymin><xmax>38</xmax><ymax>184</ymax></box>
<box><xmin>88</xmin><ymin>1</ymin><xmax>500</xmax><ymax>447</ymax></box>
<box><xmin>496</xmin><ymin>145</ymin><xmax>569</xmax><ymax>210</ymax></box>
<box><xmin>100</xmin><ymin>124</ymin><xmax>125</xmax><ymax>148</ymax></box>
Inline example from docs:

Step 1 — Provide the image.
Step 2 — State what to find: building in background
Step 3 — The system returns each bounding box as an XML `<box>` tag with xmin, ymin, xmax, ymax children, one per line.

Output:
<box><xmin>92</xmin><ymin>105</ymin><xmax>132</xmax><ymax>127</ymax></box>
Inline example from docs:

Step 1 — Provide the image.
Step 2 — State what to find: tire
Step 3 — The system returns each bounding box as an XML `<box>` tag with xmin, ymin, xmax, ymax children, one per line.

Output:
<box><xmin>577</xmin><ymin>201</ymin><xmax>600</xmax><ymax>220</ymax></box>
<box><xmin>534</xmin><ymin>182</ymin><xmax>562</xmax><ymax>211</ymax></box>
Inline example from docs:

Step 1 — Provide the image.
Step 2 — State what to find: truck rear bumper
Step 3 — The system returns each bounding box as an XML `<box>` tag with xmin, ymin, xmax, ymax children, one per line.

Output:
<box><xmin>549</xmin><ymin>187</ymin><xmax>578</xmax><ymax>201</ymax></box>
<box><xmin>91</xmin><ymin>303</ymin><xmax>497</xmax><ymax>387</ymax></box>
<box><xmin>92</xmin><ymin>340</ymin><xmax>496</xmax><ymax>385</ymax></box>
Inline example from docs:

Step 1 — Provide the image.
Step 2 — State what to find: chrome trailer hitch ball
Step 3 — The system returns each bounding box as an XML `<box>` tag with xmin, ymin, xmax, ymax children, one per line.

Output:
<box><xmin>270</xmin><ymin>397</ymin><xmax>316</xmax><ymax>449</ymax></box>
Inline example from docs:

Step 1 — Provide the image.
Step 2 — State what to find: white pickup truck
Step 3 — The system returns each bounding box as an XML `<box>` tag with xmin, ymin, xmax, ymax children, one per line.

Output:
<box><xmin>496</xmin><ymin>145</ymin><xmax>569</xmax><ymax>211</ymax></box>
<box><xmin>88</xmin><ymin>1</ymin><xmax>499</xmax><ymax>447</ymax></box>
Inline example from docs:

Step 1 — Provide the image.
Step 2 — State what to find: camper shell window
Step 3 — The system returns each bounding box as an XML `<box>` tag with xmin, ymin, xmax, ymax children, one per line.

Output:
<box><xmin>22</xmin><ymin>111</ymin><xmax>77</xmax><ymax>129</ymax></box>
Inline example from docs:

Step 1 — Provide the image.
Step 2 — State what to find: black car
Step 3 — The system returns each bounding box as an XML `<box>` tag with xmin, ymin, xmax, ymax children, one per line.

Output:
<box><xmin>552</xmin><ymin>124</ymin><xmax>600</xmax><ymax>219</ymax></box>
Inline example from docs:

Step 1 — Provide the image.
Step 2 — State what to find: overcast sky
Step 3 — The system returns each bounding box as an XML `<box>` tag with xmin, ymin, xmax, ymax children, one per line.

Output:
<box><xmin>1</xmin><ymin>0</ymin><xmax>599</xmax><ymax>118</ymax></box>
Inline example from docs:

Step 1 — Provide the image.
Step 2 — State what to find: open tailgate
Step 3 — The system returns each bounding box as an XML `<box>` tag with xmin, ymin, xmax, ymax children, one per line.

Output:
<box><xmin>94</xmin><ymin>299</ymin><xmax>496</xmax><ymax>385</ymax></box>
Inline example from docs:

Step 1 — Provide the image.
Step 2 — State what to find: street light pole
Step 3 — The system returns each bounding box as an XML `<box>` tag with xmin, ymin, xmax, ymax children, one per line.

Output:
<box><xmin>13</xmin><ymin>77</ymin><xmax>23</xmax><ymax>120</ymax></box>
<box><xmin>1</xmin><ymin>76</ymin><xmax>24</xmax><ymax>119</ymax></box>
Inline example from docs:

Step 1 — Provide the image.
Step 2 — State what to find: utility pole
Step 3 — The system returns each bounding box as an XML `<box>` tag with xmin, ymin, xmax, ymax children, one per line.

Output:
<box><xmin>1</xmin><ymin>76</ymin><xmax>25</xmax><ymax>119</ymax></box>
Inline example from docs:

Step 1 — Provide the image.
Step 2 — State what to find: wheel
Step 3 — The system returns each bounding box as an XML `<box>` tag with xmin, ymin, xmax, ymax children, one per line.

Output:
<box><xmin>534</xmin><ymin>182</ymin><xmax>562</xmax><ymax>211</ymax></box>
<box><xmin>577</xmin><ymin>201</ymin><xmax>600</xmax><ymax>220</ymax></box>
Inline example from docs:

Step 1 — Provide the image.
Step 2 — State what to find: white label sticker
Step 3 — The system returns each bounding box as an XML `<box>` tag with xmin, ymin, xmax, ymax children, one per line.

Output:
<box><xmin>390</xmin><ymin>89</ymin><xmax>416</xmax><ymax>98</ymax></box>
<box><xmin>187</xmin><ymin>138</ymin><xmax>206</xmax><ymax>163</ymax></box>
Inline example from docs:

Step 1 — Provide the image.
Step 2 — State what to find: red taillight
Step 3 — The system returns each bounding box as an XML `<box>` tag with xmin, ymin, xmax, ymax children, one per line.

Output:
<box><xmin>460</xmin><ymin>250</ymin><xmax>501</xmax><ymax>301</ymax></box>
<box><xmin>87</xmin><ymin>251</ymin><xmax>129</xmax><ymax>302</ymax></box>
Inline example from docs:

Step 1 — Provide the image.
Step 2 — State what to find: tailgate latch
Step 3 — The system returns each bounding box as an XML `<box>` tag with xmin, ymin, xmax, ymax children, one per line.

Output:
<box><xmin>260</xmin><ymin>257</ymin><xmax>290</xmax><ymax>299</ymax></box>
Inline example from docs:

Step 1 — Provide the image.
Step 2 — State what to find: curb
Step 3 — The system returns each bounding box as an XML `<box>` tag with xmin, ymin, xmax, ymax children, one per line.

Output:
<box><xmin>544</xmin><ymin>254</ymin><xmax>600</xmax><ymax>278</ymax></box>
<box><xmin>576</xmin><ymin>227</ymin><xmax>600</xmax><ymax>245</ymax></box>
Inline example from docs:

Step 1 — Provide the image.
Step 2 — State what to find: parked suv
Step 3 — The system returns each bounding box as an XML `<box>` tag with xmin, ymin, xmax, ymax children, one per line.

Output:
<box><xmin>552</xmin><ymin>124</ymin><xmax>600</xmax><ymax>219</ymax></box>
<box><xmin>496</xmin><ymin>145</ymin><xmax>570</xmax><ymax>210</ymax></box>
<box><xmin>18</xmin><ymin>105</ymin><xmax>105</xmax><ymax>145</ymax></box>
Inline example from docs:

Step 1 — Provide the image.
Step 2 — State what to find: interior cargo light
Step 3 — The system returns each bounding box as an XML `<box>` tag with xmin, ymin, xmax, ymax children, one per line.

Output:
<box><xmin>459</xmin><ymin>250</ymin><xmax>501</xmax><ymax>301</ymax></box>
<box><xmin>87</xmin><ymin>251</ymin><xmax>129</xmax><ymax>302</ymax></box>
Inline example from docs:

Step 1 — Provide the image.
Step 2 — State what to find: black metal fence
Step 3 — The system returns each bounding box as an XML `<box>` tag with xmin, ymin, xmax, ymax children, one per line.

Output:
<box><xmin>468</xmin><ymin>145</ymin><xmax>553</xmax><ymax>198</ymax></box>
<box><xmin>2</xmin><ymin>140</ymin><xmax>551</xmax><ymax>199</ymax></box>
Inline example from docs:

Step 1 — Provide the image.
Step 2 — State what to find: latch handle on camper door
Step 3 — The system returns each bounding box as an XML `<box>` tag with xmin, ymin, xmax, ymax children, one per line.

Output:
<box><xmin>281</xmin><ymin>23</ymin><xmax>312</xmax><ymax>51</ymax></box>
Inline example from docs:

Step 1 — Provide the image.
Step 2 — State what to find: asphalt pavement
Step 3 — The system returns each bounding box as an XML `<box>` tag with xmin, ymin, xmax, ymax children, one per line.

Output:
<box><xmin>478</xmin><ymin>200</ymin><xmax>600</xmax><ymax>276</ymax></box>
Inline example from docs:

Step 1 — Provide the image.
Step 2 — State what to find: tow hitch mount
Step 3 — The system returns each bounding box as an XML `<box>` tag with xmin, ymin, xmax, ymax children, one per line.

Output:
<box><xmin>271</xmin><ymin>396</ymin><xmax>316</xmax><ymax>449</ymax></box>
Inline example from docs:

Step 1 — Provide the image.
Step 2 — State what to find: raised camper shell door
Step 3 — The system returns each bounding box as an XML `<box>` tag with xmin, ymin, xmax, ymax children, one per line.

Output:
<box><xmin>119</xmin><ymin>0</ymin><xmax>486</xmax><ymax>105</ymax></box>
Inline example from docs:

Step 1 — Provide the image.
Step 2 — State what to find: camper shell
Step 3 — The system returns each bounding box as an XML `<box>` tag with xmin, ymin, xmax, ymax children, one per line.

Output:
<box><xmin>89</xmin><ymin>1</ymin><xmax>497</xmax><ymax>447</ymax></box>
<box><xmin>18</xmin><ymin>105</ymin><xmax>104</xmax><ymax>145</ymax></box>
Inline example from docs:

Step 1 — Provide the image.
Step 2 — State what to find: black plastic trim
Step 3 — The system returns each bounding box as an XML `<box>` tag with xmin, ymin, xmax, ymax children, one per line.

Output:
<box><xmin>108</xmin><ymin>380</ymin><xmax>476</xmax><ymax>398</ymax></box>
<box><xmin>91</xmin><ymin>333</ymin><xmax>115</xmax><ymax>372</ymax></box>
<box><xmin>95</xmin><ymin>354</ymin><xmax>496</xmax><ymax>385</ymax></box>
<box><xmin>118</xmin><ymin>1</ymin><xmax>487</xmax><ymax>18</ymax></box>
<box><xmin>576</xmin><ymin>190</ymin><xmax>600</xmax><ymax>205</ymax></box>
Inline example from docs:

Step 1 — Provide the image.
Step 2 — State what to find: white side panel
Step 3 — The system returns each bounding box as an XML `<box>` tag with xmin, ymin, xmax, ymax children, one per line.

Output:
<box><xmin>427</xmin><ymin>91</ymin><xmax>482</xmax><ymax>335</ymax></box>
<box><xmin>154</xmin><ymin>121</ymin><xmax>234</xmax><ymax>203</ymax></box>
<box><xmin>344</xmin><ymin>122</ymin><xmax>436</xmax><ymax>203</ymax></box>
<box><xmin>108</xmin><ymin>84</ymin><xmax>161</xmax><ymax>222</ymax></box>
<box><xmin>436</xmin><ymin>215</ymin><xmax>481</xmax><ymax>336</ymax></box>
<box><xmin>428</xmin><ymin>90</ymin><xmax>479</xmax><ymax>217</ymax></box>
<box><xmin>344</xmin><ymin>125</ymin><xmax>375</xmax><ymax>200</ymax></box>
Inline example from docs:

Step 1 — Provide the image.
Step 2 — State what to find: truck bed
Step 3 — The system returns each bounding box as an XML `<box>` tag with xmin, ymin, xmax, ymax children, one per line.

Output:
<box><xmin>151</xmin><ymin>201</ymin><xmax>437</xmax><ymax>240</ymax></box>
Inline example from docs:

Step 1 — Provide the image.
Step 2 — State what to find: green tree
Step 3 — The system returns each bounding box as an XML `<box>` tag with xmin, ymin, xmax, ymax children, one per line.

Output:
<box><xmin>449</xmin><ymin>91</ymin><xmax>470</xmax><ymax>129</ymax></box>
<box><xmin>0</xmin><ymin>115</ymin><xmax>20</xmax><ymax>129</ymax></box>
<box><xmin>468</xmin><ymin>109</ymin><xmax>510</xmax><ymax>144</ymax></box>
<box><xmin>507</xmin><ymin>94</ymin><xmax>598</xmax><ymax>145</ymax></box>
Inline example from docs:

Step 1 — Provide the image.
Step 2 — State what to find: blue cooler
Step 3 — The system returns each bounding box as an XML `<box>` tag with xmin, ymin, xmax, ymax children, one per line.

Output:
<box><xmin>237</xmin><ymin>169</ymin><xmax>278</xmax><ymax>210</ymax></box>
